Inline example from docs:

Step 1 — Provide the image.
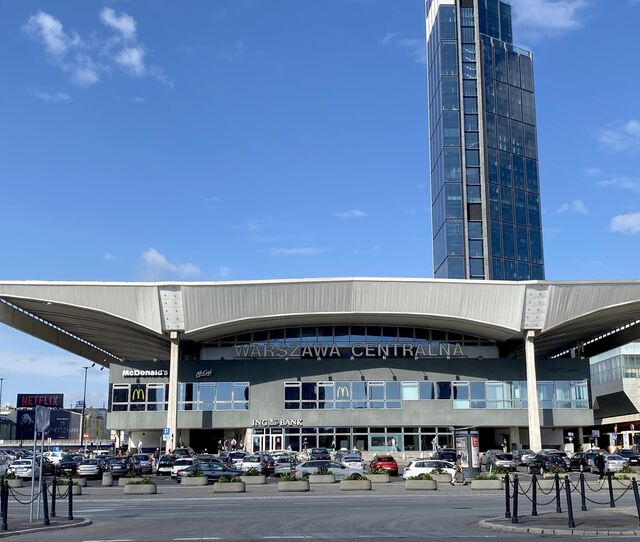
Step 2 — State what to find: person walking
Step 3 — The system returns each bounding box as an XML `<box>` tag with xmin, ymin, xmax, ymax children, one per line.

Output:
<box><xmin>595</xmin><ymin>450</ymin><xmax>606</xmax><ymax>480</ymax></box>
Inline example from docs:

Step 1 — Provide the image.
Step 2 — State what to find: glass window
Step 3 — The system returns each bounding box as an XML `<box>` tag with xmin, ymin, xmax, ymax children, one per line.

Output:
<box><xmin>496</xmin><ymin>82</ymin><xmax>509</xmax><ymax>117</ymax></box>
<box><xmin>512</xmin><ymin>155</ymin><xmax>525</xmax><ymax>190</ymax></box>
<box><xmin>446</xmin><ymin>220</ymin><xmax>464</xmax><ymax>256</ymax></box>
<box><xmin>521</xmin><ymin>90</ymin><xmax>536</xmax><ymax>125</ymax></box>
<box><xmin>507</xmin><ymin>51</ymin><xmax>520</xmax><ymax>86</ymax></box>
<box><xmin>402</xmin><ymin>381</ymin><xmax>419</xmax><ymax>400</ymax></box>
<box><xmin>385</xmin><ymin>381</ymin><xmax>401</xmax><ymax>408</ymax></box>
<box><xmin>443</xmin><ymin>111</ymin><xmax>460</xmax><ymax>146</ymax></box>
<box><xmin>504</xmin><ymin>259</ymin><xmax>517</xmax><ymax>280</ymax></box>
<box><xmin>530</xmin><ymin>228</ymin><xmax>543</xmax><ymax>264</ymax></box>
<box><xmin>462</xmin><ymin>43</ymin><xmax>475</xmax><ymax>62</ymax></box>
<box><xmin>499</xmin><ymin>151</ymin><xmax>512</xmax><ymax>186</ymax></box>
<box><xmin>445</xmin><ymin>183</ymin><xmax>462</xmax><ymax>217</ymax></box>
<box><xmin>464</xmin><ymin>97</ymin><xmax>478</xmax><ymax>114</ymax></box>
<box><xmin>520</xmin><ymin>55</ymin><xmax>534</xmax><ymax>91</ymax></box>
<box><xmin>490</xmin><ymin>220</ymin><xmax>502</xmax><ymax>257</ymax></box>
<box><xmin>463</xmin><ymin>79</ymin><xmax>477</xmax><ymax>97</ymax></box>
<box><xmin>528</xmin><ymin>194</ymin><xmax>541</xmax><ymax>228</ymax></box>
<box><xmin>469</xmin><ymin>239</ymin><xmax>484</xmax><ymax>257</ymax></box>
<box><xmin>460</xmin><ymin>26</ymin><xmax>475</xmax><ymax>44</ymax></box>
<box><xmin>420</xmin><ymin>381</ymin><xmax>435</xmax><ymax>399</ymax></box>
<box><xmin>488</xmin><ymin>184</ymin><xmax>500</xmax><ymax>221</ymax></box>
<box><xmin>352</xmin><ymin>381</ymin><xmax>367</xmax><ymax>409</ymax></box>
<box><xmin>444</xmin><ymin>148</ymin><xmax>461</xmax><ymax>182</ymax></box>
<box><xmin>497</xmin><ymin>115</ymin><xmax>510</xmax><ymax>152</ymax></box>
<box><xmin>491</xmin><ymin>257</ymin><xmax>504</xmax><ymax>280</ymax></box>
<box><xmin>464</xmin><ymin>114</ymin><xmax>478</xmax><ymax>132</ymax></box>
<box><xmin>501</xmin><ymin>187</ymin><xmax>513</xmax><ymax>223</ymax></box>
<box><xmin>468</xmin><ymin>221</ymin><xmax>483</xmax><ymax>239</ymax></box>
<box><xmin>440</xmin><ymin>42</ymin><xmax>458</xmax><ymax>75</ymax></box>
<box><xmin>482</xmin><ymin>41</ymin><xmax>494</xmax><ymax>78</ymax></box>
<box><xmin>470</xmin><ymin>258</ymin><xmax>484</xmax><ymax>277</ymax></box>
<box><xmin>465</xmin><ymin>149</ymin><xmax>480</xmax><ymax>166</ymax></box>
<box><xmin>466</xmin><ymin>167</ymin><xmax>480</xmax><ymax>185</ymax></box>
<box><xmin>462</xmin><ymin>63</ymin><xmax>477</xmax><ymax>79</ymax></box>
<box><xmin>537</xmin><ymin>381</ymin><xmax>554</xmax><ymax>409</ymax></box>
<box><xmin>524</xmin><ymin>124</ymin><xmax>537</xmax><ymax>158</ymax></box>
<box><xmin>514</xmin><ymin>190</ymin><xmax>527</xmax><ymax>225</ymax></box>
<box><xmin>494</xmin><ymin>47</ymin><xmax>507</xmax><ymax>82</ymax></box>
<box><xmin>436</xmin><ymin>382</ymin><xmax>451</xmax><ymax>399</ymax></box>
<box><xmin>485</xmin><ymin>113</ymin><xmax>497</xmax><ymax>149</ymax></box>
<box><xmin>112</xmin><ymin>385</ymin><xmax>129</xmax><ymax>403</ymax></box>
<box><xmin>526</xmin><ymin>159</ymin><xmax>539</xmax><ymax>193</ymax></box>
<box><xmin>484</xmin><ymin>77</ymin><xmax>495</xmax><ymax>114</ymax></box>
<box><xmin>442</xmin><ymin>76</ymin><xmax>459</xmax><ymax>110</ymax></box>
<box><xmin>516</xmin><ymin>226</ymin><xmax>528</xmax><ymax>261</ymax></box>
<box><xmin>453</xmin><ymin>382</ymin><xmax>470</xmax><ymax>408</ymax></box>
<box><xmin>467</xmin><ymin>185</ymin><xmax>481</xmax><ymax>203</ymax></box>
<box><xmin>439</xmin><ymin>5</ymin><xmax>457</xmax><ymax>39</ymax></box>
<box><xmin>511</xmin><ymin>121</ymin><xmax>524</xmax><ymax>156</ymax></box>
<box><xmin>502</xmin><ymin>223</ymin><xmax>515</xmax><ymax>259</ymax></box>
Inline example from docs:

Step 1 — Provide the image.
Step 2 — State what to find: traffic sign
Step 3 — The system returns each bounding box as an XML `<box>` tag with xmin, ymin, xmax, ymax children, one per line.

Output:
<box><xmin>163</xmin><ymin>427</ymin><xmax>170</xmax><ymax>436</ymax></box>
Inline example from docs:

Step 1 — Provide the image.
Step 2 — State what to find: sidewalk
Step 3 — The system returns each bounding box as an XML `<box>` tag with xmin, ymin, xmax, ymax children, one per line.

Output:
<box><xmin>0</xmin><ymin>518</ymin><xmax>91</xmax><ymax>538</ymax></box>
<box><xmin>480</xmin><ymin>507</ymin><xmax>640</xmax><ymax>536</ymax></box>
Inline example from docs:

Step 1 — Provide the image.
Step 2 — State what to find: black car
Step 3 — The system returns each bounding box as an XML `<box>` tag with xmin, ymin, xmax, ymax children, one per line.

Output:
<box><xmin>105</xmin><ymin>457</ymin><xmax>132</xmax><ymax>478</ymax></box>
<box><xmin>56</xmin><ymin>454</ymin><xmax>84</xmax><ymax>475</ymax></box>
<box><xmin>569</xmin><ymin>452</ymin><xmax>590</xmax><ymax>472</ymax></box>
<box><xmin>432</xmin><ymin>449</ymin><xmax>457</xmax><ymax>462</ymax></box>
<box><xmin>527</xmin><ymin>454</ymin><xmax>567</xmax><ymax>474</ymax></box>
<box><xmin>618</xmin><ymin>449</ymin><xmax>640</xmax><ymax>465</ymax></box>
<box><xmin>176</xmin><ymin>462</ymin><xmax>243</xmax><ymax>483</ymax></box>
<box><xmin>309</xmin><ymin>448</ymin><xmax>331</xmax><ymax>460</ymax></box>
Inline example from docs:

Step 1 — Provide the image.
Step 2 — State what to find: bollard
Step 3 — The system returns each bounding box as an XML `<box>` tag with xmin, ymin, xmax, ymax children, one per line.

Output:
<box><xmin>632</xmin><ymin>478</ymin><xmax>640</xmax><ymax>527</ymax></box>
<box><xmin>511</xmin><ymin>474</ymin><xmax>519</xmax><ymax>524</ymax></box>
<box><xmin>51</xmin><ymin>476</ymin><xmax>56</xmax><ymax>518</ymax></box>
<box><xmin>531</xmin><ymin>473</ymin><xmax>538</xmax><ymax>516</ymax></box>
<box><xmin>41</xmin><ymin>479</ymin><xmax>50</xmax><ymax>526</ymax></box>
<box><xmin>1</xmin><ymin>479</ymin><xmax>7</xmax><ymax>531</ymax></box>
<box><xmin>579</xmin><ymin>472</ymin><xmax>587</xmax><ymax>512</ymax></box>
<box><xmin>555</xmin><ymin>473</ymin><xmax>562</xmax><ymax>513</ymax></box>
<box><xmin>607</xmin><ymin>472</ymin><xmax>615</xmax><ymax>508</ymax></box>
<box><xmin>67</xmin><ymin>476</ymin><xmax>74</xmax><ymax>521</ymax></box>
<box><xmin>504</xmin><ymin>472</ymin><xmax>511</xmax><ymax>518</ymax></box>
<box><xmin>564</xmin><ymin>476</ymin><xmax>576</xmax><ymax>529</ymax></box>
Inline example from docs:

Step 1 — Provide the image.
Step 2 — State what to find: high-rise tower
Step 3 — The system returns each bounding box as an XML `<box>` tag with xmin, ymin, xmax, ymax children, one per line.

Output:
<box><xmin>426</xmin><ymin>0</ymin><xmax>544</xmax><ymax>280</ymax></box>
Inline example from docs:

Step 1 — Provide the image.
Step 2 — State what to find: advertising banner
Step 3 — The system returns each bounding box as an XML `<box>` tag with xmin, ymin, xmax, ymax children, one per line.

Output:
<box><xmin>16</xmin><ymin>394</ymin><xmax>64</xmax><ymax>408</ymax></box>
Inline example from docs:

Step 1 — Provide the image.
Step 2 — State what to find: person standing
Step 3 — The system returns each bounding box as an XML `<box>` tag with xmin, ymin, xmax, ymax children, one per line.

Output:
<box><xmin>231</xmin><ymin>438</ymin><xmax>237</xmax><ymax>451</ymax></box>
<box><xmin>595</xmin><ymin>451</ymin><xmax>606</xmax><ymax>480</ymax></box>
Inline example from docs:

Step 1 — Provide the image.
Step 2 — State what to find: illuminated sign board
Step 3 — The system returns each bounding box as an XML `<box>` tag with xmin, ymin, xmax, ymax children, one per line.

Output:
<box><xmin>16</xmin><ymin>394</ymin><xmax>64</xmax><ymax>408</ymax></box>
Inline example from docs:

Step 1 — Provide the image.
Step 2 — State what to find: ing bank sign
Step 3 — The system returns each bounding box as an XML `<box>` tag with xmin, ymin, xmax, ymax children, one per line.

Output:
<box><xmin>233</xmin><ymin>342</ymin><xmax>465</xmax><ymax>360</ymax></box>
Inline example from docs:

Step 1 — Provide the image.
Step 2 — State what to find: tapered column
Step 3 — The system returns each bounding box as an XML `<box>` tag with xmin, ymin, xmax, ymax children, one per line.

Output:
<box><xmin>525</xmin><ymin>330</ymin><xmax>542</xmax><ymax>452</ymax></box>
<box><xmin>166</xmin><ymin>331</ymin><xmax>180</xmax><ymax>453</ymax></box>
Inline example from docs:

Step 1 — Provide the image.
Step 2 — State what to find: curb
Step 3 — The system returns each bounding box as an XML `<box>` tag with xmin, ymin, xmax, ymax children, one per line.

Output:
<box><xmin>0</xmin><ymin>519</ymin><xmax>92</xmax><ymax>538</ymax></box>
<box><xmin>479</xmin><ymin>517</ymin><xmax>640</xmax><ymax>537</ymax></box>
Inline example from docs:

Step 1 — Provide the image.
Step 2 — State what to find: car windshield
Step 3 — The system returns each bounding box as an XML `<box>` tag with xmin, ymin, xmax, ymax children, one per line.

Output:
<box><xmin>375</xmin><ymin>456</ymin><xmax>395</xmax><ymax>462</ymax></box>
<box><xmin>607</xmin><ymin>455</ymin><xmax>623</xmax><ymax>460</ymax></box>
<box><xmin>174</xmin><ymin>459</ymin><xmax>192</xmax><ymax>466</ymax></box>
<box><xmin>61</xmin><ymin>455</ymin><xmax>76</xmax><ymax>462</ymax></box>
<box><xmin>243</xmin><ymin>456</ymin><xmax>261</xmax><ymax>462</ymax></box>
<box><xmin>133</xmin><ymin>455</ymin><xmax>148</xmax><ymax>461</ymax></box>
<box><xmin>496</xmin><ymin>454</ymin><xmax>513</xmax><ymax>460</ymax></box>
<box><xmin>81</xmin><ymin>460</ymin><xmax>98</xmax><ymax>465</ymax></box>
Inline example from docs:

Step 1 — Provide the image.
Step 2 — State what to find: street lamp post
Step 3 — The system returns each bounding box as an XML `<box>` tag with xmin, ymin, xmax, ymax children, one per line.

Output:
<box><xmin>0</xmin><ymin>378</ymin><xmax>4</xmax><ymax>410</ymax></box>
<box><xmin>80</xmin><ymin>366</ymin><xmax>90</xmax><ymax>450</ymax></box>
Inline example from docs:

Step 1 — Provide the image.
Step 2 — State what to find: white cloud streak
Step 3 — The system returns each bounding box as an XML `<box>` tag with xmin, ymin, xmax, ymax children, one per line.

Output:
<box><xmin>100</xmin><ymin>7</ymin><xmax>137</xmax><ymax>41</ymax></box>
<box><xmin>509</xmin><ymin>0</ymin><xmax>590</xmax><ymax>40</ymax></box>
<box><xmin>380</xmin><ymin>33</ymin><xmax>425</xmax><ymax>64</ymax></box>
<box><xmin>336</xmin><ymin>209</ymin><xmax>366</xmax><ymax>219</ymax></box>
<box><xmin>27</xmin><ymin>88</ymin><xmax>70</xmax><ymax>102</ymax></box>
<box><xmin>139</xmin><ymin>248</ymin><xmax>201</xmax><ymax>279</ymax></box>
<box><xmin>556</xmin><ymin>200</ymin><xmax>589</xmax><ymax>214</ymax></box>
<box><xmin>611</xmin><ymin>213</ymin><xmax>640</xmax><ymax>234</ymax></box>
<box><xmin>597</xmin><ymin>119</ymin><xmax>640</xmax><ymax>152</ymax></box>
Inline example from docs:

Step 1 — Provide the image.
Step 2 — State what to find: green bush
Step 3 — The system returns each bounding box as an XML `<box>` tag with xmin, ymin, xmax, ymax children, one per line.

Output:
<box><xmin>187</xmin><ymin>469</ymin><xmax>204</xmax><ymax>477</ymax></box>
<box><xmin>430</xmin><ymin>467</ymin><xmax>445</xmax><ymax>475</ymax></box>
<box><xmin>217</xmin><ymin>475</ymin><xmax>242</xmax><ymax>483</ymax></box>
<box><xmin>315</xmin><ymin>466</ymin><xmax>330</xmax><ymax>475</ymax></box>
<box><xmin>243</xmin><ymin>468</ymin><xmax>262</xmax><ymax>476</ymax></box>
<box><xmin>492</xmin><ymin>467</ymin><xmax>510</xmax><ymax>475</ymax></box>
<box><xmin>125</xmin><ymin>470</ymin><xmax>140</xmax><ymax>478</ymax></box>
<box><xmin>126</xmin><ymin>475</ymin><xmax>153</xmax><ymax>485</ymax></box>
<box><xmin>407</xmin><ymin>473</ymin><xmax>433</xmax><ymax>481</ymax></box>
<box><xmin>344</xmin><ymin>473</ymin><xmax>368</xmax><ymax>481</ymax></box>
<box><xmin>280</xmin><ymin>474</ymin><xmax>300</xmax><ymax>482</ymax></box>
<box><xmin>367</xmin><ymin>467</ymin><xmax>387</xmax><ymax>475</ymax></box>
<box><xmin>5</xmin><ymin>472</ymin><xmax>16</xmax><ymax>480</ymax></box>
<box><xmin>475</xmin><ymin>473</ymin><xmax>499</xmax><ymax>480</ymax></box>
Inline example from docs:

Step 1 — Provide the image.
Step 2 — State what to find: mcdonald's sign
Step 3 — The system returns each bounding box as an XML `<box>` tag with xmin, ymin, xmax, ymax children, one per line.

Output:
<box><xmin>336</xmin><ymin>385</ymin><xmax>350</xmax><ymax>399</ymax></box>
<box><xmin>131</xmin><ymin>386</ymin><xmax>146</xmax><ymax>402</ymax></box>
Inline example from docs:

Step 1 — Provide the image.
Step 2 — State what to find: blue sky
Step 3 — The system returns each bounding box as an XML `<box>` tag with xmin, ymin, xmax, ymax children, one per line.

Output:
<box><xmin>0</xmin><ymin>0</ymin><xmax>639</xmax><ymax>408</ymax></box>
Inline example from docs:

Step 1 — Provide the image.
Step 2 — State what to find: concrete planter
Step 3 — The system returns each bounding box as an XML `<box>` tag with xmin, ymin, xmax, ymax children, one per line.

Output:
<box><xmin>102</xmin><ymin>473</ymin><xmax>113</xmax><ymax>486</ymax></box>
<box><xmin>471</xmin><ymin>479</ymin><xmax>503</xmax><ymax>490</ymax></box>
<box><xmin>124</xmin><ymin>483</ymin><xmax>157</xmax><ymax>495</ymax></box>
<box><xmin>59</xmin><ymin>483</ymin><xmax>82</xmax><ymax>495</ymax></box>
<box><xmin>118</xmin><ymin>477</ymin><xmax>143</xmax><ymax>487</ymax></box>
<box><xmin>431</xmin><ymin>474</ymin><xmax>452</xmax><ymax>484</ymax></box>
<box><xmin>7</xmin><ymin>479</ymin><xmax>23</xmax><ymax>488</ymax></box>
<box><xmin>240</xmin><ymin>475</ymin><xmax>267</xmax><ymax>485</ymax></box>
<box><xmin>277</xmin><ymin>480</ymin><xmax>310</xmax><ymax>492</ymax></box>
<box><xmin>367</xmin><ymin>474</ymin><xmax>390</xmax><ymax>483</ymax></box>
<box><xmin>213</xmin><ymin>482</ymin><xmax>246</xmax><ymax>493</ymax></box>
<box><xmin>405</xmin><ymin>479</ymin><xmax>438</xmax><ymax>490</ymax></box>
<box><xmin>340</xmin><ymin>479</ymin><xmax>372</xmax><ymax>491</ymax></box>
<box><xmin>72</xmin><ymin>477</ymin><xmax>87</xmax><ymax>487</ymax></box>
<box><xmin>181</xmin><ymin>476</ymin><xmax>209</xmax><ymax>486</ymax></box>
<box><xmin>308</xmin><ymin>474</ymin><xmax>336</xmax><ymax>484</ymax></box>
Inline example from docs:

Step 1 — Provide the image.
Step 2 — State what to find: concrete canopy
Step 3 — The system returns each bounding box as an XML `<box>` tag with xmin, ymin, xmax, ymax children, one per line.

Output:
<box><xmin>0</xmin><ymin>278</ymin><xmax>639</xmax><ymax>365</ymax></box>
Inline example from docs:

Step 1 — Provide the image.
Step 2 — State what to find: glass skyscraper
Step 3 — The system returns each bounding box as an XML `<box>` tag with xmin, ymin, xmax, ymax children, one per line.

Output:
<box><xmin>426</xmin><ymin>0</ymin><xmax>545</xmax><ymax>280</ymax></box>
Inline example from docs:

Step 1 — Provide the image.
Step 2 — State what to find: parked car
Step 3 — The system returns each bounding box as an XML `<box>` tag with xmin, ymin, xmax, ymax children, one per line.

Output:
<box><xmin>527</xmin><ymin>454</ymin><xmax>567</xmax><ymax>474</ymax></box>
<box><xmin>8</xmin><ymin>459</ymin><xmax>40</xmax><ymax>479</ymax></box>
<box><xmin>432</xmin><ymin>449</ymin><xmax>457</xmax><ymax>463</ymax></box>
<box><xmin>77</xmin><ymin>459</ymin><xmax>105</xmax><ymax>479</ymax></box>
<box><xmin>549</xmin><ymin>451</ymin><xmax>571</xmax><ymax>471</ymax></box>
<box><xmin>293</xmin><ymin>460</ymin><xmax>361</xmax><ymax>480</ymax></box>
<box><xmin>273</xmin><ymin>456</ymin><xmax>298</xmax><ymax>476</ymax></box>
<box><xmin>172</xmin><ymin>447</ymin><xmax>196</xmax><ymax>458</ymax></box>
<box><xmin>176</xmin><ymin>462</ymin><xmax>243</xmax><ymax>483</ymax></box>
<box><xmin>130</xmin><ymin>454</ymin><xmax>153</xmax><ymax>474</ymax></box>
<box><xmin>482</xmin><ymin>449</ymin><xmax>503</xmax><ymax>469</ymax></box>
<box><xmin>240</xmin><ymin>455</ymin><xmax>265</xmax><ymax>473</ymax></box>
<box><xmin>402</xmin><ymin>459</ymin><xmax>456</xmax><ymax>479</ymax></box>
<box><xmin>156</xmin><ymin>455</ymin><xmax>176</xmax><ymax>475</ymax></box>
<box><xmin>56</xmin><ymin>454</ymin><xmax>84</xmax><ymax>476</ymax></box>
<box><xmin>584</xmin><ymin>449</ymin><xmax>606</xmax><ymax>472</ymax></box>
<box><xmin>569</xmin><ymin>452</ymin><xmax>590</xmax><ymax>472</ymax></box>
<box><xmin>604</xmin><ymin>454</ymin><xmax>628</xmax><ymax>473</ymax></box>
<box><xmin>513</xmin><ymin>449</ymin><xmax>536</xmax><ymax>465</ymax></box>
<box><xmin>171</xmin><ymin>458</ymin><xmax>197</xmax><ymax>478</ymax></box>
<box><xmin>369</xmin><ymin>455</ymin><xmax>399</xmax><ymax>476</ymax></box>
<box><xmin>43</xmin><ymin>451</ymin><xmax>64</xmax><ymax>465</ymax></box>
<box><xmin>340</xmin><ymin>454</ymin><xmax>365</xmax><ymax>472</ymax></box>
<box><xmin>309</xmin><ymin>448</ymin><xmax>331</xmax><ymax>460</ymax></box>
<box><xmin>490</xmin><ymin>453</ymin><xmax>518</xmax><ymax>472</ymax></box>
<box><xmin>105</xmin><ymin>457</ymin><xmax>131</xmax><ymax>478</ymax></box>
<box><xmin>618</xmin><ymin>449</ymin><xmax>640</xmax><ymax>466</ymax></box>
<box><xmin>226</xmin><ymin>452</ymin><xmax>247</xmax><ymax>468</ymax></box>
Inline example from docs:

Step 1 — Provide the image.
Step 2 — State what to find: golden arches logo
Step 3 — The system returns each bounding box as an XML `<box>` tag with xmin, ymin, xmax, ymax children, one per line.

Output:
<box><xmin>336</xmin><ymin>385</ymin><xmax>350</xmax><ymax>399</ymax></box>
<box><xmin>131</xmin><ymin>387</ymin><xmax>145</xmax><ymax>401</ymax></box>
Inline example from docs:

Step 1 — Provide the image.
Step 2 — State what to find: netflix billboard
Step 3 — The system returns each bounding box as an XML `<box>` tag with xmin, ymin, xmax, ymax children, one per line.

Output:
<box><xmin>16</xmin><ymin>394</ymin><xmax>64</xmax><ymax>408</ymax></box>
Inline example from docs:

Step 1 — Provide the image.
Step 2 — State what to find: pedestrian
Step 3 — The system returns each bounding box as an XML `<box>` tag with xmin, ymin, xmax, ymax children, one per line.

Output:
<box><xmin>303</xmin><ymin>438</ymin><xmax>308</xmax><ymax>452</ymax></box>
<box><xmin>231</xmin><ymin>438</ymin><xmax>237</xmax><ymax>451</ymax></box>
<box><xmin>223</xmin><ymin>439</ymin><xmax>229</xmax><ymax>451</ymax></box>
<box><xmin>330</xmin><ymin>439</ymin><xmax>336</xmax><ymax>451</ymax></box>
<box><xmin>451</xmin><ymin>465</ymin><xmax>466</xmax><ymax>485</ymax></box>
<box><xmin>595</xmin><ymin>450</ymin><xmax>606</xmax><ymax>480</ymax></box>
<box><xmin>431</xmin><ymin>437</ymin><xmax>438</xmax><ymax>452</ymax></box>
<box><xmin>217</xmin><ymin>440</ymin><xmax>223</xmax><ymax>454</ymax></box>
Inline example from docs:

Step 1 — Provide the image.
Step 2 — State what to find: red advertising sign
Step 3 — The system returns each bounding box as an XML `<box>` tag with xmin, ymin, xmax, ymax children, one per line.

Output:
<box><xmin>16</xmin><ymin>394</ymin><xmax>64</xmax><ymax>408</ymax></box>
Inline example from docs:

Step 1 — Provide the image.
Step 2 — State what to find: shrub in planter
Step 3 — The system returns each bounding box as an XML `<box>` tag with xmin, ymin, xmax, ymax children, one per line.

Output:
<box><xmin>429</xmin><ymin>468</ymin><xmax>452</xmax><ymax>483</ymax></box>
<box><xmin>367</xmin><ymin>467</ymin><xmax>386</xmax><ymax>475</ymax></box>
<box><xmin>243</xmin><ymin>468</ymin><xmax>262</xmax><ymax>476</ymax></box>
<box><xmin>471</xmin><ymin>473</ymin><xmax>503</xmax><ymax>490</ymax></box>
<box><xmin>405</xmin><ymin>473</ymin><xmax>437</xmax><ymax>490</ymax></box>
<box><xmin>410</xmin><ymin>473</ymin><xmax>433</xmax><ymax>481</ymax></box>
<box><xmin>126</xmin><ymin>475</ymin><xmax>154</xmax><ymax>485</ymax></box>
<box><xmin>280</xmin><ymin>474</ymin><xmax>299</xmax><ymax>482</ymax></box>
<box><xmin>213</xmin><ymin>476</ymin><xmax>245</xmax><ymax>493</ymax></box>
<box><xmin>188</xmin><ymin>469</ymin><xmax>205</xmax><ymax>477</ymax></box>
<box><xmin>542</xmin><ymin>466</ymin><xmax>567</xmax><ymax>480</ymax></box>
<box><xmin>124</xmin><ymin>476</ymin><xmax>156</xmax><ymax>495</ymax></box>
<box><xmin>278</xmin><ymin>475</ymin><xmax>309</xmax><ymax>492</ymax></box>
<box><xmin>5</xmin><ymin>472</ymin><xmax>16</xmax><ymax>480</ymax></box>
<box><xmin>340</xmin><ymin>472</ymin><xmax>371</xmax><ymax>491</ymax></box>
<box><xmin>57</xmin><ymin>479</ymin><xmax>83</xmax><ymax>495</ymax></box>
<box><xmin>474</xmin><ymin>473</ymin><xmax>498</xmax><ymax>480</ymax></box>
<box><xmin>241</xmin><ymin>468</ymin><xmax>267</xmax><ymax>484</ymax></box>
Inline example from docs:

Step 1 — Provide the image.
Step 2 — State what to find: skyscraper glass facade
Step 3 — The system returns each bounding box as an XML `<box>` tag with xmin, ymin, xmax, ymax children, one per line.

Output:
<box><xmin>426</xmin><ymin>0</ymin><xmax>544</xmax><ymax>280</ymax></box>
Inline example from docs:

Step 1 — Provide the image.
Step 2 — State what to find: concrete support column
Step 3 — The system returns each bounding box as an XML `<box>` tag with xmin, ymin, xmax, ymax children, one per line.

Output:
<box><xmin>525</xmin><ymin>330</ymin><xmax>542</xmax><ymax>452</ymax></box>
<box><xmin>578</xmin><ymin>426</ymin><xmax>585</xmax><ymax>452</ymax></box>
<box><xmin>166</xmin><ymin>331</ymin><xmax>180</xmax><ymax>453</ymax></box>
<box><xmin>509</xmin><ymin>426</ymin><xmax>521</xmax><ymax>450</ymax></box>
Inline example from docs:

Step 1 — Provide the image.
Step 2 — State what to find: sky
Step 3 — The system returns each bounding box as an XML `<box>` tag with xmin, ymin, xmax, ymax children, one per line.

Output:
<box><xmin>0</xmin><ymin>0</ymin><xmax>639</xmax><ymax>408</ymax></box>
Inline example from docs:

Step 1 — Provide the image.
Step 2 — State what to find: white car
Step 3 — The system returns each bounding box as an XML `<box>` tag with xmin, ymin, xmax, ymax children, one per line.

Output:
<box><xmin>240</xmin><ymin>455</ymin><xmax>264</xmax><ymax>473</ymax></box>
<box><xmin>43</xmin><ymin>451</ymin><xmax>64</xmax><ymax>465</ymax></box>
<box><xmin>604</xmin><ymin>454</ymin><xmax>628</xmax><ymax>473</ymax></box>
<box><xmin>340</xmin><ymin>454</ymin><xmax>365</xmax><ymax>472</ymax></box>
<box><xmin>8</xmin><ymin>459</ymin><xmax>40</xmax><ymax>480</ymax></box>
<box><xmin>402</xmin><ymin>460</ymin><xmax>456</xmax><ymax>479</ymax></box>
<box><xmin>171</xmin><ymin>458</ymin><xmax>196</xmax><ymax>478</ymax></box>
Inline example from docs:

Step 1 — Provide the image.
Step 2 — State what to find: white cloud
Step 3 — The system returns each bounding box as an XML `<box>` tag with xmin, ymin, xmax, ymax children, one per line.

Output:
<box><xmin>100</xmin><ymin>7</ymin><xmax>137</xmax><ymax>41</ymax></box>
<box><xmin>24</xmin><ymin>9</ymin><xmax>170</xmax><ymax>88</ymax></box>
<box><xmin>218</xmin><ymin>266</ymin><xmax>232</xmax><ymax>278</ymax></box>
<box><xmin>139</xmin><ymin>248</ymin><xmax>202</xmax><ymax>279</ymax></box>
<box><xmin>380</xmin><ymin>33</ymin><xmax>425</xmax><ymax>64</ymax></box>
<box><xmin>599</xmin><ymin>176</ymin><xmax>640</xmax><ymax>192</ymax></box>
<box><xmin>556</xmin><ymin>200</ymin><xmax>589</xmax><ymax>214</ymax></box>
<box><xmin>597</xmin><ymin>119</ymin><xmax>640</xmax><ymax>152</ymax></box>
<box><xmin>27</xmin><ymin>88</ymin><xmax>70</xmax><ymax>102</ymax></box>
<box><xmin>611</xmin><ymin>213</ymin><xmax>640</xmax><ymax>234</ymax></box>
<box><xmin>336</xmin><ymin>209</ymin><xmax>366</xmax><ymax>219</ymax></box>
<box><xmin>103</xmin><ymin>252</ymin><xmax>116</xmax><ymax>261</ymax></box>
<box><xmin>269</xmin><ymin>247</ymin><xmax>332</xmax><ymax>256</ymax></box>
<box><xmin>509</xmin><ymin>0</ymin><xmax>590</xmax><ymax>40</ymax></box>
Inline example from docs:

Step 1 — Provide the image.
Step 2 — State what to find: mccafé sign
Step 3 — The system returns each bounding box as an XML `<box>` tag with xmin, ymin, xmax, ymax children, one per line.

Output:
<box><xmin>234</xmin><ymin>342</ymin><xmax>464</xmax><ymax>359</ymax></box>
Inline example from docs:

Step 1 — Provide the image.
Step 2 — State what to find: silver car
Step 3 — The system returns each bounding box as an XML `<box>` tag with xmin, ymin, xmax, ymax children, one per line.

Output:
<box><xmin>77</xmin><ymin>459</ymin><xmax>104</xmax><ymax>479</ymax></box>
<box><xmin>293</xmin><ymin>460</ymin><xmax>361</xmax><ymax>480</ymax></box>
<box><xmin>340</xmin><ymin>454</ymin><xmax>365</xmax><ymax>472</ymax></box>
<box><xmin>491</xmin><ymin>453</ymin><xmax>518</xmax><ymax>472</ymax></box>
<box><xmin>604</xmin><ymin>454</ymin><xmax>628</xmax><ymax>473</ymax></box>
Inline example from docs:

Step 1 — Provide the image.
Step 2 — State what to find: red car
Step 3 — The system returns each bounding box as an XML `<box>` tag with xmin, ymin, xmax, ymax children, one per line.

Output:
<box><xmin>369</xmin><ymin>454</ymin><xmax>399</xmax><ymax>476</ymax></box>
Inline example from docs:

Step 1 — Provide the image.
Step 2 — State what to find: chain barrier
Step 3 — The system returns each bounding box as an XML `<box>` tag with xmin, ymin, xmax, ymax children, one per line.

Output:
<box><xmin>567</xmin><ymin>478</ymin><xmax>633</xmax><ymax>506</ymax></box>
<box><xmin>7</xmin><ymin>486</ymin><xmax>41</xmax><ymax>506</ymax></box>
